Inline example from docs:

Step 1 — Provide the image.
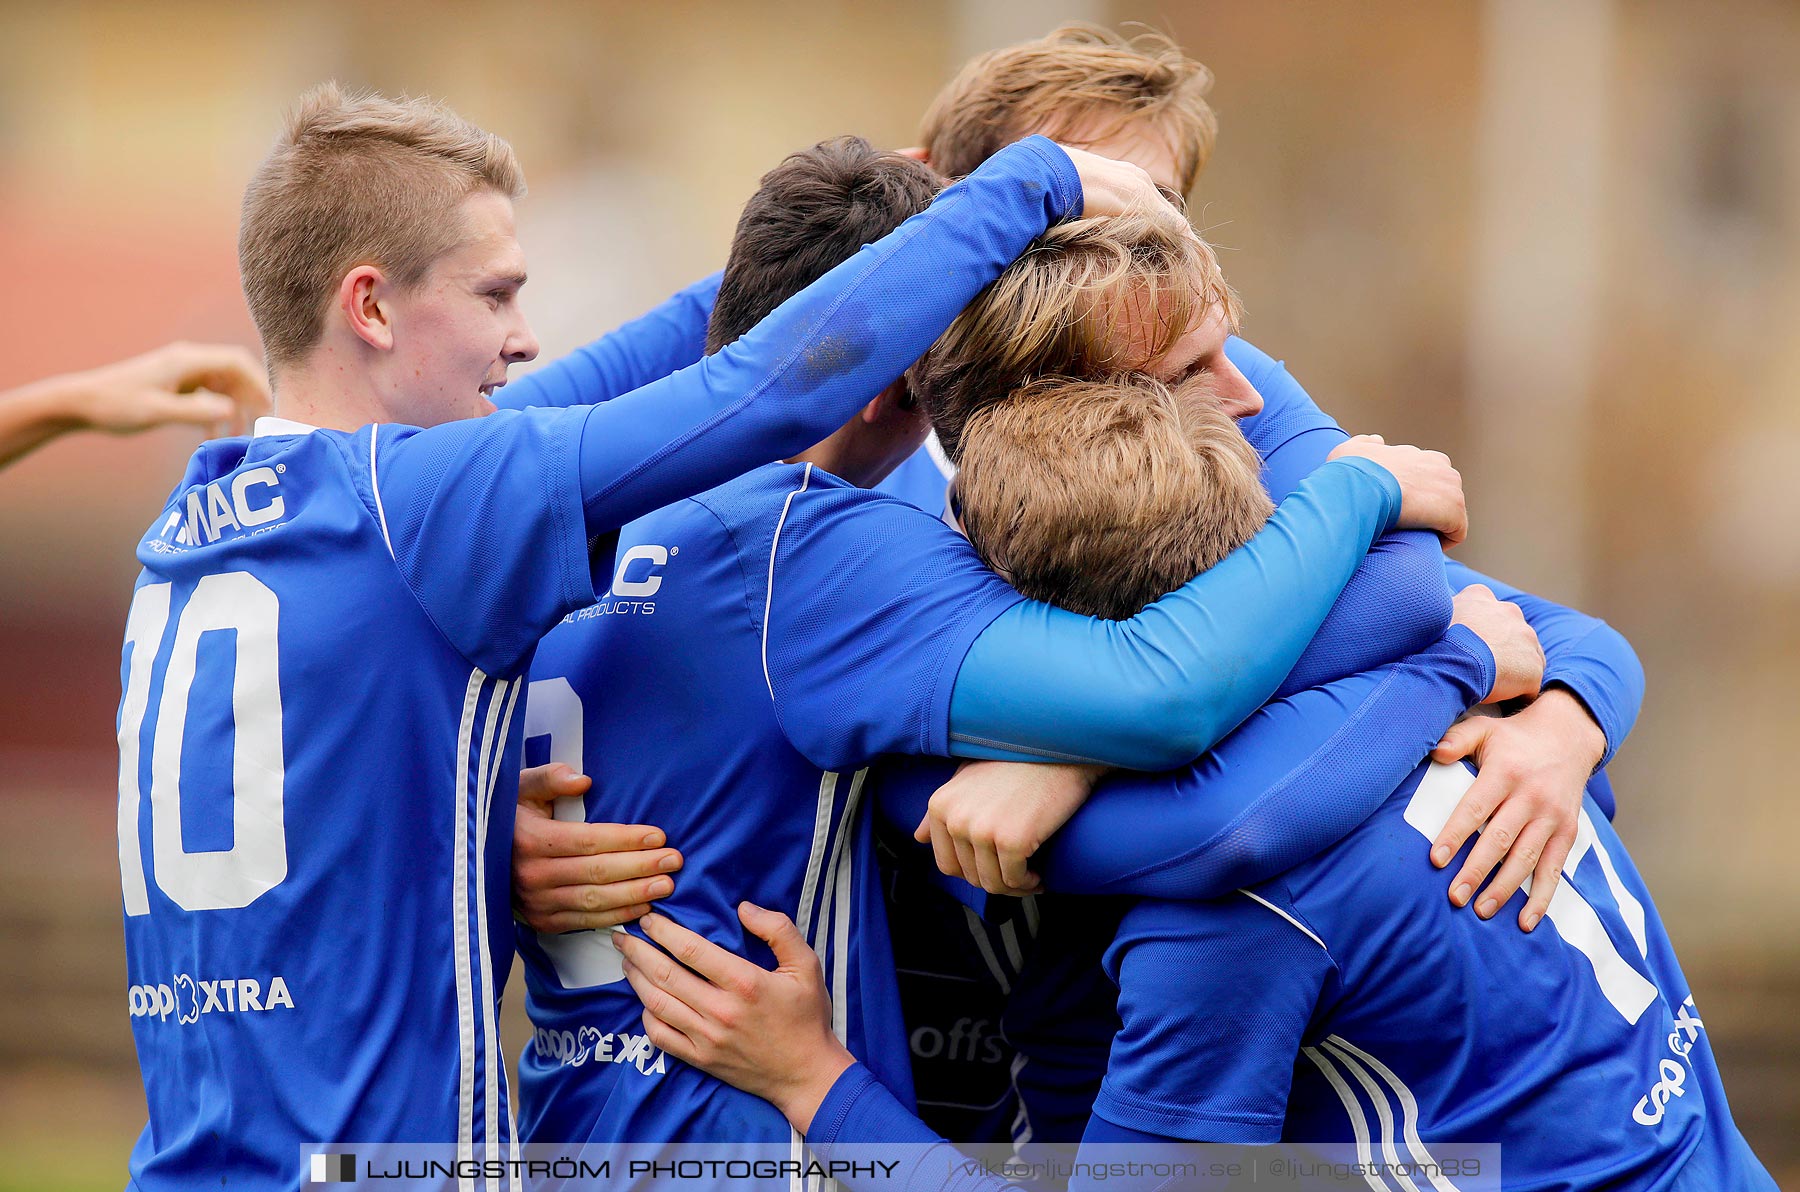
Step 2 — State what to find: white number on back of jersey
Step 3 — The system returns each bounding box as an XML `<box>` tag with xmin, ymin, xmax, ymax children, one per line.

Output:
<box><xmin>118</xmin><ymin>573</ymin><xmax>288</xmax><ymax>914</ymax></box>
<box><xmin>1405</xmin><ymin>761</ymin><xmax>1658</xmax><ymax>1024</ymax></box>
<box><xmin>522</xmin><ymin>676</ymin><xmax>586</xmax><ymax>823</ymax></box>
<box><xmin>522</xmin><ymin>677</ymin><xmax>625</xmax><ymax>989</ymax></box>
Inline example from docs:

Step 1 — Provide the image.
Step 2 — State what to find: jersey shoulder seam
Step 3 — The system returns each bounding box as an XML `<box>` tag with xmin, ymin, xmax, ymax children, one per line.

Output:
<box><xmin>321</xmin><ymin>427</ymin><xmax>495</xmax><ymax>675</ymax></box>
<box><xmin>1237</xmin><ymin>884</ymin><xmax>1334</xmax><ymax>961</ymax></box>
<box><xmin>685</xmin><ymin>495</ymin><xmax>765</xmax><ymax>636</ymax></box>
<box><xmin>1244</xmin><ymin>877</ymin><xmax>1347</xmax><ymax>1022</ymax></box>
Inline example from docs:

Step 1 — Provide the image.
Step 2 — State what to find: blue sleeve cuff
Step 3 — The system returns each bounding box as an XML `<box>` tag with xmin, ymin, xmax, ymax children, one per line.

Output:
<box><xmin>1441</xmin><ymin>623</ymin><xmax>1497</xmax><ymax>700</ymax></box>
<box><xmin>1329</xmin><ymin>455</ymin><xmax>1405</xmax><ymax>532</ymax></box>
<box><xmin>1011</xmin><ymin>134</ymin><xmax>1083</xmax><ymax>223</ymax></box>
<box><xmin>808</xmin><ymin>1063</ymin><xmax>941</xmax><ymax>1149</ymax></box>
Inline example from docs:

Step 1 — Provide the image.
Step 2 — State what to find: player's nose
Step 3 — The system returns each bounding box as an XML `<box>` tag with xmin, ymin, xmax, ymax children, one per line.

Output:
<box><xmin>505</xmin><ymin>318</ymin><xmax>540</xmax><ymax>366</ymax></box>
<box><xmin>1217</xmin><ymin>365</ymin><xmax>1264</xmax><ymax>420</ymax></box>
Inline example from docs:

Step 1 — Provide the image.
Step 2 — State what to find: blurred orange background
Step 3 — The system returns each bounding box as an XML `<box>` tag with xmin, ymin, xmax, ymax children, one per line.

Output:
<box><xmin>1</xmin><ymin>1</ymin><xmax>1795</xmax><ymax>1187</ymax></box>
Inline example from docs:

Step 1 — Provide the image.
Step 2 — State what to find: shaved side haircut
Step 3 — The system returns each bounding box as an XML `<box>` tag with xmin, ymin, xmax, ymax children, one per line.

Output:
<box><xmin>239</xmin><ymin>82</ymin><xmax>524</xmax><ymax>366</ymax></box>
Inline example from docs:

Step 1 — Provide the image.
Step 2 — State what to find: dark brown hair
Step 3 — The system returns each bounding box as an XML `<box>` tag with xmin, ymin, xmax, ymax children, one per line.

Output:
<box><xmin>707</xmin><ymin>136</ymin><xmax>941</xmax><ymax>353</ymax></box>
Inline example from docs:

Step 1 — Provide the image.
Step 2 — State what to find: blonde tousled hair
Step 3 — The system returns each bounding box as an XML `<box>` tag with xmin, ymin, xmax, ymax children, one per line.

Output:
<box><xmin>922</xmin><ymin>22</ymin><xmax>1218</xmax><ymax>195</ymax></box>
<box><xmin>238</xmin><ymin>82</ymin><xmax>525</xmax><ymax>367</ymax></box>
<box><xmin>957</xmin><ymin>375</ymin><xmax>1273</xmax><ymax>620</ymax></box>
<box><xmin>910</xmin><ymin>206</ymin><xmax>1241</xmax><ymax>462</ymax></box>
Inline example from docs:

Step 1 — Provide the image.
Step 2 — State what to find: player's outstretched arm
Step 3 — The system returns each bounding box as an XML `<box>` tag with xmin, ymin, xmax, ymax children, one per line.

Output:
<box><xmin>946</xmin><ymin>445</ymin><xmax>1457</xmax><ymax>772</ymax></box>
<box><xmin>564</xmin><ymin>137</ymin><xmax>1169</xmax><ymax>535</ymax></box>
<box><xmin>502</xmin><ymin>144</ymin><xmax>1165</xmax><ymax>423</ymax></box>
<box><xmin>1029</xmin><ymin>591</ymin><xmax>1529</xmax><ymax>900</ymax></box>
<box><xmin>494</xmin><ymin>272</ymin><xmax>722</xmax><ymax>412</ymax></box>
<box><xmin>0</xmin><ymin>342</ymin><xmax>270</xmax><ymax>468</ymax></box>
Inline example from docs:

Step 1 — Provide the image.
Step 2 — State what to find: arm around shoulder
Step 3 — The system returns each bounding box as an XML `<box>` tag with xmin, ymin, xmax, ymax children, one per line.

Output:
<box><xmin>948</xmin><ymin>456</ymin><xmax>1403</xmax><ymax>770</ymax></box>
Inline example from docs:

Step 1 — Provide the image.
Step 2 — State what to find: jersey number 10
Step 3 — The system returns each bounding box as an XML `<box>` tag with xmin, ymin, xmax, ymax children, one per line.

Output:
<box><xmin>116</xmin><ymin>572</ymin><xmax>288</xmax><ymax>915</ymax></box>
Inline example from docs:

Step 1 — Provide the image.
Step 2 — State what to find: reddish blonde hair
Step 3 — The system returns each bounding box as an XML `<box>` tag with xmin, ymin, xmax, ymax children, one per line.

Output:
<box><xmin>922</xmin><ymin>22</ymin><xmax>1218</xmax><ymax>194</ymax></box>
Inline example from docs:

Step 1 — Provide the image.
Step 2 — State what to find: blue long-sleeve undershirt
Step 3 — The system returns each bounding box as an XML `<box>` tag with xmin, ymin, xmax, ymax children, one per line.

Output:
<box><xmin>810</xmin><ymin>1064</ymin><xmax>1164</xmax><ymax>1192</ymax></box>
<box><xmin>946</xmin><ymin>456</ymin><xmax>1402</xmax><ymax>771</ymax></box>
<box><xmin>808</xmin><ymin>1064</ymin><xmax>1248</xmax><ymax>1192</ymax></box>
<box><xmin>1036</xmin><ymin>628</ymin><xmax>1493</xmax><ymax>897</ymax></box>
<box><xmin>808</xmin><ymin>1063</ymin><xmax>1010</xmax><ymax>1192</ymax></box>
<box><xmin>555</xmin><ymin>136</ymin><xmax>1081</xmax><ymax>535</ymax></box>
<box><xmin>496</xmin><ymin>271</ymin><xmax>720</xmax><ymax>413</ymax></box>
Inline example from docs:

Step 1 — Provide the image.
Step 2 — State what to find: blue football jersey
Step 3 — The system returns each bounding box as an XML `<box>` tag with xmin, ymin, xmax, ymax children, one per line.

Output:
<box><xmin>514</xmin><ymin>463</ymin><xmax>1024</xmax><ymax>1170</ymax></box>
<box><xmin>1097</xmin><ymin>761</ymin><xmax>1775</xmax><ymax>1190</ymax></box>
<box><xmin>115</xmin><ymin>136</ymin><xmax>1091</xmax><ymax>1190</ymax></box>
<box><xmin>876</xmin><ymin>334</ymin><xmax>1647</xmax><ymax>1158</ymax></box>
<box><xmin>118</xmin><ymin>411</ymin><xmax>601</xmax><ymax>1190</ymax></box>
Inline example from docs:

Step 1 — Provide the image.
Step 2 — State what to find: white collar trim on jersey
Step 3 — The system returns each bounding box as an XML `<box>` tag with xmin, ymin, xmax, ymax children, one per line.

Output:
<box><xmin>941</xmin><ymin>478</ymin><xmax>966</xmax><ymax>537</ymax></box>
<box><xmin>252</xmin><ymin>415</ymin><xmax>322</xmax><ymax>438</ymax></box>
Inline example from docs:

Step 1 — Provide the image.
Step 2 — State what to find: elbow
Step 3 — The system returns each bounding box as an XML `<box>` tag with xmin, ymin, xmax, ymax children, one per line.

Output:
<box><xmin>1577</xmin><ymin>617</ymin><xmax>1647</xmax><ymax>712</ymax></box>
<box><xmin>1063</xmin><ymin>692</ymin><xmax>1209</xmax><ymax>772</ymax></box>
<box><xmin>1603</xmin><ymin>619</ymin><xmax>1648</xmax><ymax>740</ymax></box>
<box><xmin>1127</xmin><ymin>687</ymin><xmax>1221</xmax><ymax>771</ymax></box>
<box><xmin>1611</xmin><ymin>622</ymin><xmax>1647</xmax><ymax>693</ymax></box>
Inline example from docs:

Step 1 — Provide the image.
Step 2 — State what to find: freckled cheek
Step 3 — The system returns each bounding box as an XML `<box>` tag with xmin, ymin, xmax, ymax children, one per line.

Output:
<box><xmin>425</xmin><ymin>309</ymin><xmax>504</xmax><ymax>382</ymax></box>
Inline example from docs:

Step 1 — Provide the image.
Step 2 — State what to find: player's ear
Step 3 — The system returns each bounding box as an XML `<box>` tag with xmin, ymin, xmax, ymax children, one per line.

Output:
<box><xmin>865</xmin><ymin>379</ymin><xmax>919</xmax><ymax>425</ymax></box>
<box><xmin>338</xmin><ymin>265</ymin><xmax>394</xmax><ymax>352</ymax></box>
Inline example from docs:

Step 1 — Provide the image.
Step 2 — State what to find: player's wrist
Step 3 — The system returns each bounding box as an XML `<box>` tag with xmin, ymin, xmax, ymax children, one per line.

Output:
<box><xmin>1529</xmin><ymin>685</ymin><xmax>1608</xmax><ymax>771</ymax></box>
<box><xmin>1439</xmin><ymin>624</ymin><xmax>1498</xmax><ymax>699</ymax></box>
<box><xmin>9</xmin><ymin>373</ymin><xmax>92</xmax><ymax>433</ymax></box>
<box><xmin>771</xmin><ymin>1042</ymin><xmax>856</xmax><ymax>1134</ymax></box>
